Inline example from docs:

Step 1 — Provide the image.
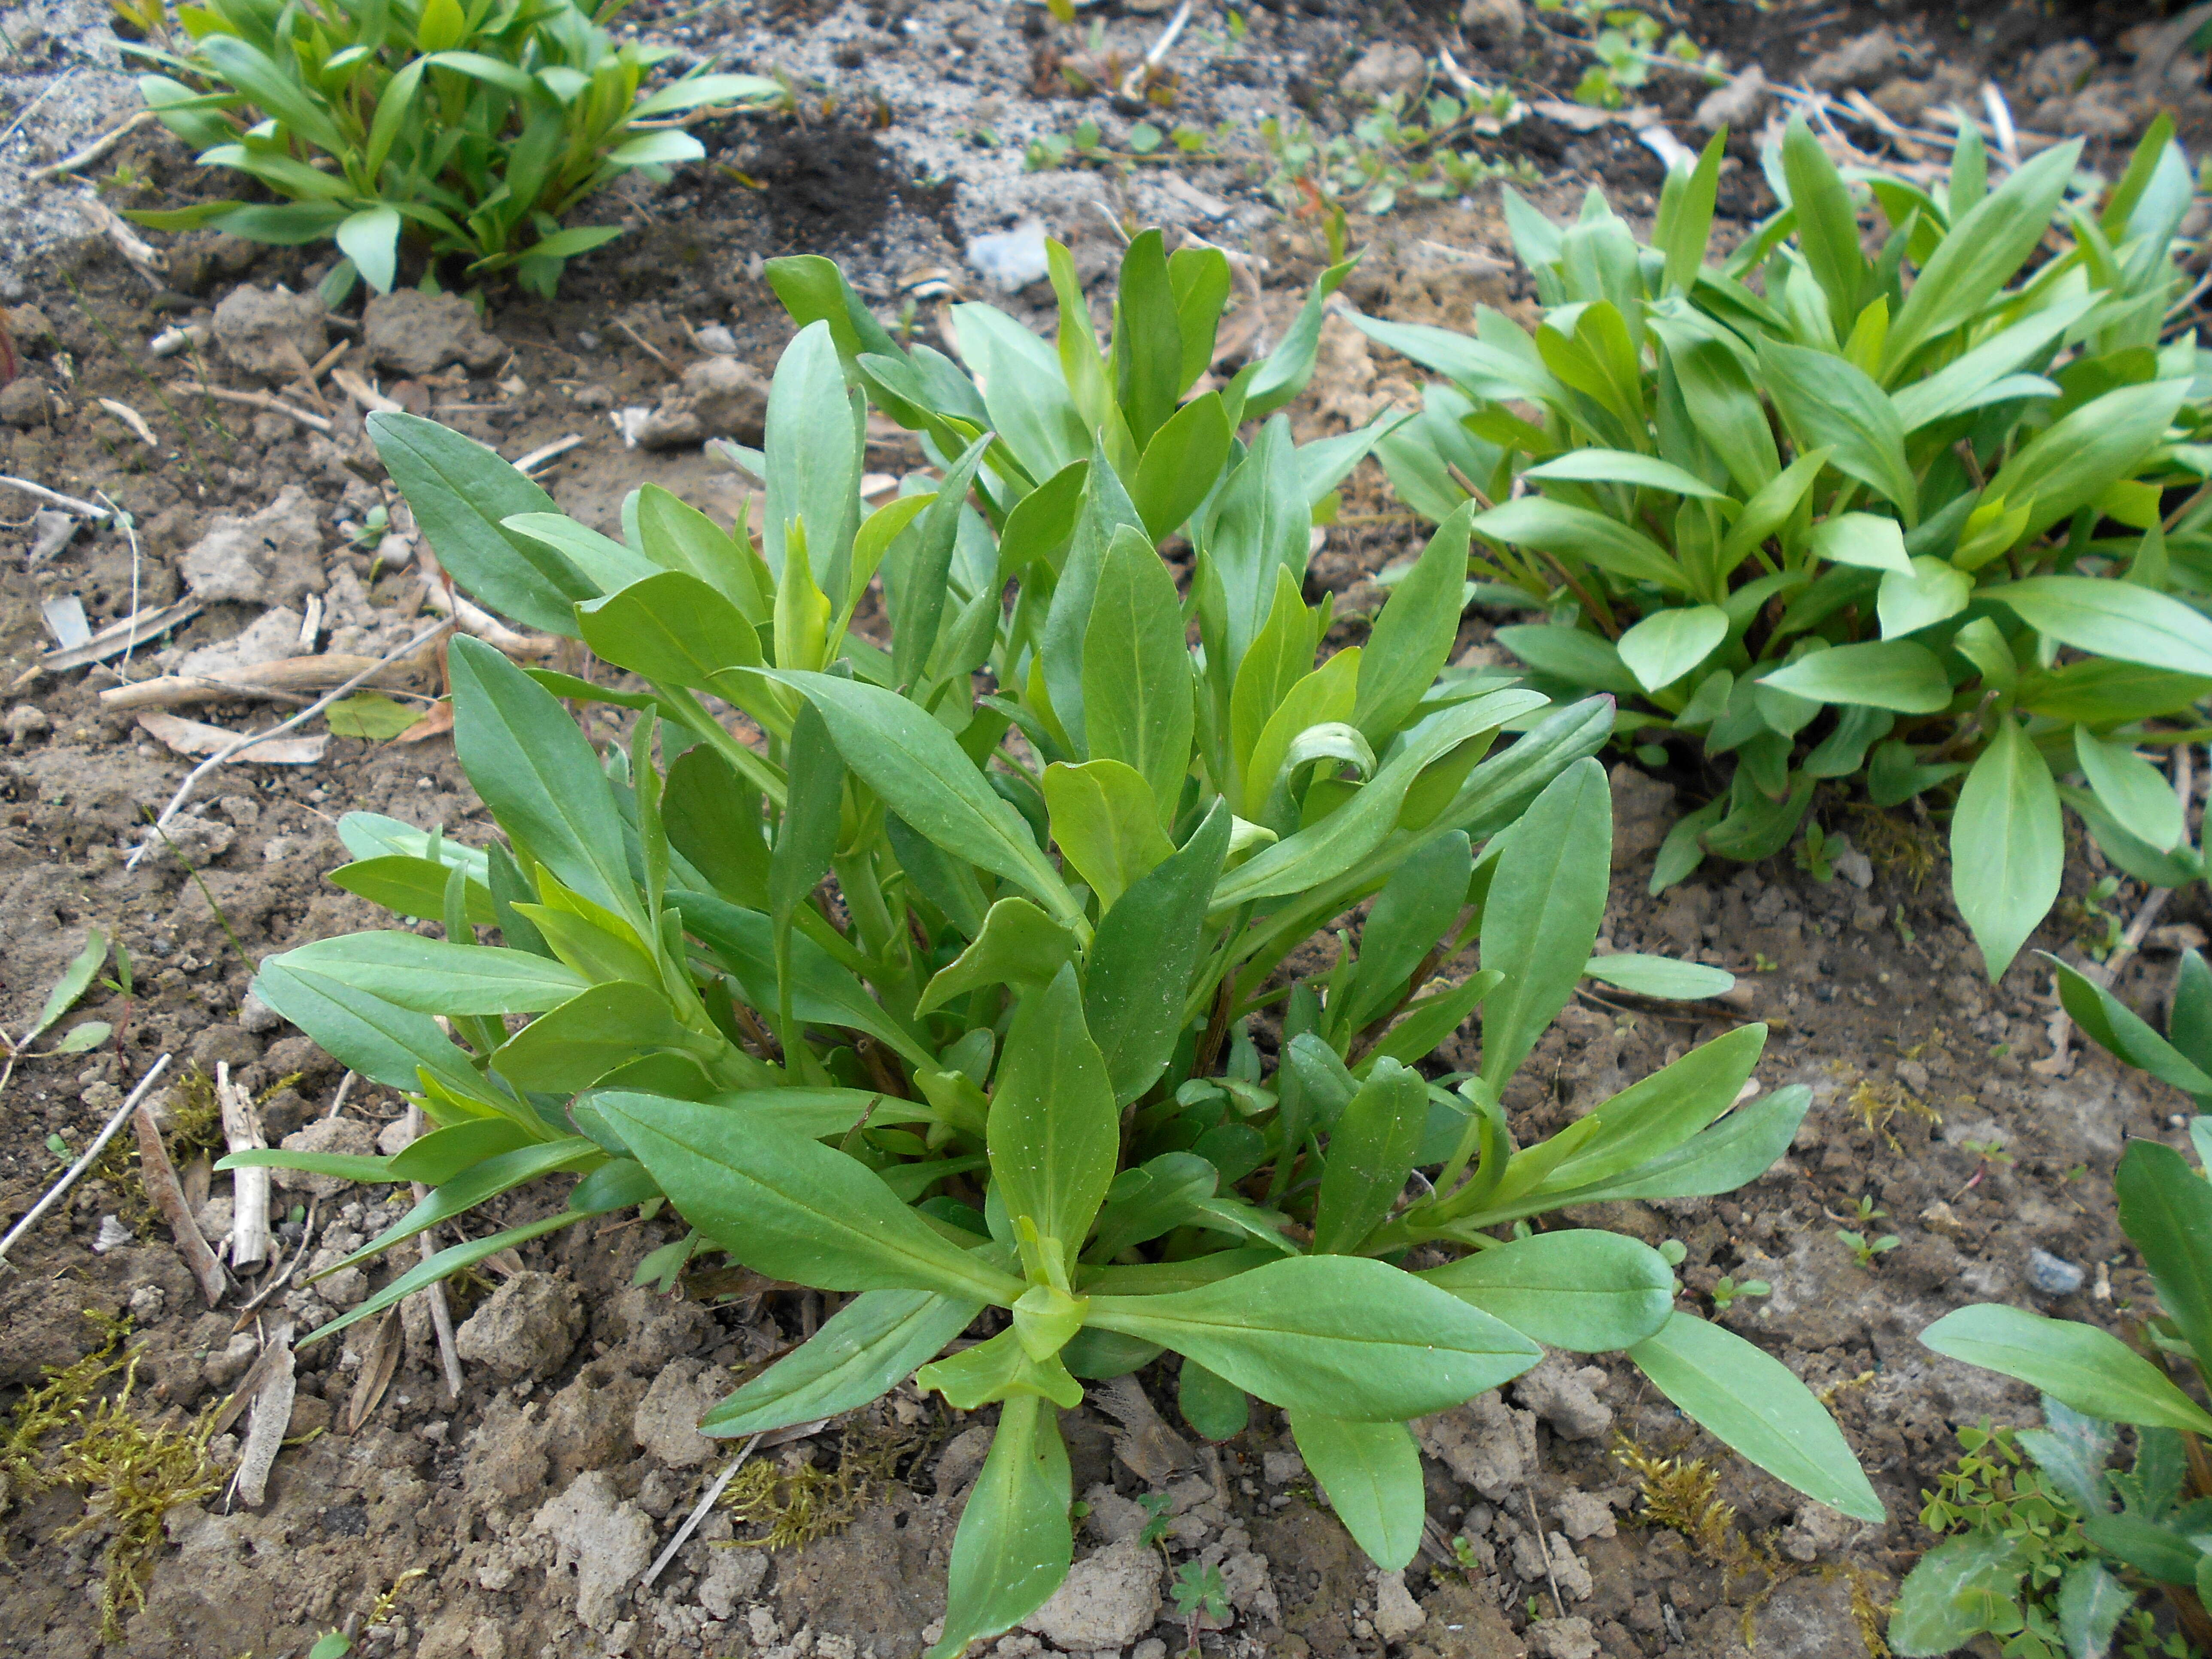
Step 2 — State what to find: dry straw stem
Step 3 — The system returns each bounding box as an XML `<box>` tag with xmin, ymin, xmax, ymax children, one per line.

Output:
<box><xmin>401</xmin><ymin>1104</ymin><xmax>466</xmax><ymax>1401</ymax></box>
<box><xmin>134</xmin><ymin>1094</ymin><xmax>227</xmax><ymax>1305</ymax></box>
<box><xmin>99</xmin><ymin>647</ymin><xmax>431</xmax><ymax>712</ymax></box>
<box><xmin>0</xmin><ymin>1053</ymin><xmax>172</xmax><ymax>1267</ymax></box>
<box><xmin>129</xmin><ymin>618</ymin><xmax>455</xmax><ymax>870</ymax></box>
<box><xmin>163</xmin><ymin>380</ymin><xmax>332</xmax><ymax>434</ymax></box>
<box><xmin>228</xmin><ymin>1322</ymin><xmax>294</xmax><ymax>1508</ymax></box>
<box><xmin>216</xmin><ymin>1061</ymin><xmax>270</xmax><ymax>1272</ymax></box>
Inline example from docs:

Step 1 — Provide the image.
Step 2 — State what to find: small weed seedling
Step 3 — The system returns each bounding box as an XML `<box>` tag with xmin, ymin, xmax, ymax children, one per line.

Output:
<box><xmin>1836</xmin><ymin>1230</ymin><xmax>1899</xmax><ymax>1269</ymax></box>
<box><xmin>1793</xmin><ymin>821</ymin><xmax>1836</xmax><ymax>884</ymax></box>
<box><xmin>1708</xmin><ymin>1275</ymin><xmax>1769</xmax><ymax>1313</ymax></box>
<box><xmin>1171</xmin><ymin>1559</ymin><xmax>1230</xmax><ymax>1647</ymax></box>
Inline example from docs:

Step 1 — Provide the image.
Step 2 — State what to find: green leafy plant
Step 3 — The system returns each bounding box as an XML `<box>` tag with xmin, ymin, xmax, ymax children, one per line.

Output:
<box><xmin>123</xmin><ymin>0</ymin><xmax>782</xmax><ymax>300</ymax></box>
<box><xmin>221</xmin><ymin>234</ymin><xmax>1881</xmax><ymax>1657</ymax></box>
<box><xmin>1900</xmin><ymin>1124</ymin><xmax>2212</xmax><ymax>1658</ymax></box>
<box><xmin>1357</xmin><ymin>113</ymin><xmax>2212</xmax><ymax>984</ymax></box>
<box><xmin>1254</xmin><ymin>81</ymin><xmax>1530</xmax><ymax>221</ymax></box>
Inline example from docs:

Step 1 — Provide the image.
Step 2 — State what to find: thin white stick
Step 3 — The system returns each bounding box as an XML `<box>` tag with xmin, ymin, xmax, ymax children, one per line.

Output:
<box><xmin>129</xmin><ymin>620</ymin><xmax>454</xmax><ymax>870</ymax></box>
<box><xmin>513</xmin><ymin>434</ymin><xmax>584</xmax><ymax>475</ymax></box>
<box><xmin>1120</xmin><ymin>0</ymin><xmax>1192</xmax><ymax>99</ymax></box>
<box><xmin>0</xmin><ymin>476</ymin><xmax>110</xmax><ymax>518</ymax></box>
<box><xmin>401</xmin><ymin>1104</ymin><xmax>466</xmax><ymax>1402</ymax></box>
<box><xmin>0</xmin><ymin>68</ymin><xmax>74</xmax><ymax>150</ymax></box>
<box><xmin>641</xmin><ymin>1434</ymin><xmax>765</xmax><ymax>1590</ymax></box>
<box><xmin>217</xmin><ymin>1061</ymin><xmax>271</xmax><ymax>1273</ymax></box>
<box><xmin>27</xmin><ymin>109</ymin><xmax>154</xmax><ymax>180</ymax></box>
<box><xmin>0</xmin><ymin>1054</ymin><xmax>172</xmax><ymax>1265</ymax></box>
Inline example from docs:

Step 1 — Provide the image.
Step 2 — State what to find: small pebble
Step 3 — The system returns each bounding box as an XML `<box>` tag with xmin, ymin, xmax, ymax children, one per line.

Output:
<box><xmin>693</xmin><ymin>324</ymin><xmax>738</xmax><ymax>354</ymax></box>
<box><xmin>92</xmin><ymin>1215</ymin><xmax>133</xmax><ymax>1254</ymax></box>
<box><xmin>2028</xmin><ymin>1249</ymin><xmax>2085</xmax><ymax>1296</ymax></box>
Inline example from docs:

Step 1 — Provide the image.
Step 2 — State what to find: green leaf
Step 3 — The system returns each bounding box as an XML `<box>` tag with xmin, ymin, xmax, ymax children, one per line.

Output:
<box><xmin>1878</xmin><ymin>557</ymin><xmax>1974</xmax><ymax>640</ymax></box>
<box><xmin>198</xmin><ymin>33</ymin><xmax>347</xmax><ymax>152</ymax></box>
<box><xmin>334</xmin><ymin>204</ymin><xmax>401</xmax><ymax>295</ymax></box>
<box><xmin>2116</xmin><ymin>1140</ymin><xmax>2212</xmax><ymax>1381</ymax></box>
<box><xmin>276</xmin><ymin>932</ymin><xmax>587</xmax><ymax>1014</ymax></box>
<box><xmin>1353</xmin><ymin>504</ymin><xmax>1476</xmax><ymax>742</ymax></box>
<box><xmin>54</xmin><ymin>1022</ymin><xmax>111</xmax><ymax>1054</ymax></box>
<box><xmin>1341</xmin><ymin>831</ymin><xmax>1473</xmax><ymax>1032</ymax></box>
<box><xmin>1312</xmin><ymin>1060</ymin><xmax>1428</xmax><ymax>1255</ymax></box>
<box><xmin>1424</xmin><ymin>1230</ymin><xmax>1675</xmax><ymax>1352</ymax></box>
<box><xmin>989</xmin><ymin>964</ymin><xmax>1119</xmax><ymax>1275</ymax></box>
<box><xmin>250</xmin><ymin>956</ymin><xmax>481</xmax><ymax>1096</ymax></box>
<box><xmin>1132</xmin><ymin>392</ymin><xmax>1231</xmax><ymax>539</ymax></box>
<box><xmin>2075</xmin><ymin>727</ymin><xmax>2184</xmax><ymax>852</ymax></box>
<box><xmin>1660</xmin><ymin>131</ymin><xmax>1725</xmax><ymax>294</ymax></box>
<box><xmin>1241</xmin><ymin>649</ymin><xmax>1360</xmax><ymax>822</ymax></box>
<box><xmin>1112</xmin><ymin>230</ymin><xmax>1184</xmax><ymax>450</ymax></box>
<box><xmin>577</xmin><ymin>570</ymin><xmax>764</xmax><ymax>695</ymax></box>
<box><xmin>2016</xmin><ymin>1398</ymin><xmax>2116</xmax><ymax>1517</ymax></box>
<box><xmin>1582</xmin><ymin>954</ymin><xmax>1734</xmax><ymax>1000</ymax></box>
<box><xmin>1085</xmin><ymin>803</ymin><xmax>1233</xmax><ymax>1106</ymax></box>
<box><xmin>1630</xmin><ymin>1311</ymin><xmax>1885</xmax><ymax>1520</ymax></box>
<box><xmin>1808</xmin><ymin>512</ymin><xmax>1911</xmax><ymax>575</ymax></box>
<box><xmin>492</xmin><ymin>983</ymin><xmax>700</xmax><ymax>1093</ymax></box>
<box><xmin>1042</xmin><ymin>759</ymin><xmax>1175</xmax><ymax>910</ymax></box>
<box><xmin>1781</xmin><ymin>115</ymin><xmax>1867</xmax><ymax>325</ymax></box>
<box><xmin>927</xmin><ymin>1394</ymin><xmax>1073</xmax><ymax>1659</ymax></box>
<box><xmin>1213</xmin><ymin>688</ymin><xmax>1546</xmax><ymax>913</ymax></box>
<box><xmin>324</xmin><ymin>692</ymin><xmax>425</xmax><ymax>740</ymax></box>
<box><xmin>702</xmin><ymin>1288</ymin><xmax>981</xmax><ymax>1436</ymax></box>
<box><xmin>1525</xmin><ymin>449</ymin><xmax>1732</xmax><ymax>501</ymax></box>
<box><xmin>1616</xmin><ymin>607</ymin><xmax>1728</xmax><ymax>694</ymax></box>
<box><xmin>304</xmin><ymin>1211</ymin><xmax>585</xmax><ymax>1348</ymax></box>
<box><xmin>1759</xmin><ymin>640</ymin><xmax>1950</xmax><ymax>713</ymax></box>
<box><xmin>1920</xmin><ymin>1304</ymin><xmax>2212</xmax><ymax>1435</ymax></box>
<box><xmin>916</xmin><ymin>899</ymin><xmax>1079</xmax><ymax>1016</ymax></box>
<box><xmin>1952</xmin><ymin>718</ymin><xmax>2062</xmax><ymax>981</ymax></box>
<box><xmin>1495</xmin><ymin>625</ymin><xmax>1641</xmax><ymax>698</ymax></box>
<box><xmin>891</xmin><ymin>431</ymin><xmax>991</xmax><ymax>693</ymax></box>
<box><xmin>32</xmin><ymin>928</ymin><xmax>106</xmax><ymax>1040</ymax></box>
<box><xmin>1246</xmin><ymin>257</ymin><xmax>1358</xmax><ymax>418</ymax></box>
<box><xmin>1887</xmin><ymin>1531</ymin><xmax>2029</xmax><ymax>1657</ymax></box>
<box><xmin>763</xmin><ymin>671</ymin><xmax>1080</xmax><ymax>927</ymax></box>
<box><xmin>1179</xmin><ymin>1360</ymin><xmax>1249</xmax><ymax>1441</ymax></box>
<box><xmin>594</xmin><ymin>1094</ymin><xmax>1025</xmax><ymax>1304</ymax></box>
<box><xmin>1986</xmin><ymin>380</ymin><xmax>2193</xmax><ymax>543</ymax></box>
<box><xmin>1473</xmin><ymin>499</ymin><xmax>1690</xmax><ymax>592</ymax></box>
<box><xmin>763</xmin><ymin>255</ymin><xmax>905</xmax><ymax>371</ymax></box>
<box><xmin>1085</xmin><ymin>1254</ymin><xmax>1541</xmax><ymax>1420</ymax></box>
<box><xmin>1759</xmin><ymin>338</ymin><xmax>1917</xmax><ymax>523</ymax></box>
<box><xmin>1884</xmin><ymin>140</ymin><xmax>2083</xmax><ymax>375</ymax></box>
<box><xmin>1479</xmin><ymin>758</ymin><xmax>1611</xmax><ymax>1088</ymax></box>
<box><xmin>763</xmin><ymin>322</ymin><xmax>863</xmax><ymax>593</ymax></box>
<box><xmin>369</xmin><ymin>413</ymin><xmax>583</xmax><ymax>636</ymax></box>
<box><xmin>2084</xmin><ymin>1512</ymin><xmax>2204</xmax><ymax>1585</ymax></box>
<box><xmin>1989</xmin><ymin>576</ymin><xmax>2212</xmax><ymax>679</ymax></box>
<box><xmin>1288</xmin><ymin>1413</ymin><xmax>1425</xmax><ymax>1571</ymax></box>
<box><xmin>2060</xmin><ymin>1560</ymin><xmax>2132</xmax><ymax>1659</ymax></box>
<box><xmin>1719</xmin><ymin>447</ymin><xmax>1832</xmax><ymax>570</ymax></box>
<box><xmin>1083</xmin><ymin>525</ymin><xmax>1195</xmax><ymax>826</ymax></box>
<box><xmin>450</xmin><ymin>636</ymin><xmax>645</xmax><ymax>933</ymax></box>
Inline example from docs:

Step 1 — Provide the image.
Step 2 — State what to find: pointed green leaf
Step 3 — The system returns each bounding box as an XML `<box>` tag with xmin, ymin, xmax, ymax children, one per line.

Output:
<box><xmin>1422</xmin><ymin>1230</ymin><xmax>1675</xmax><ymax>1352</ymax></box>
<box><xmin>1952</xmin><ymin>718</ymin><xmax>2063</xmax><ymax>981</ymax></box>
<box><xmin>702</xmin><ymin>1288</ymin><xmax>983</xmax><ymax>1436</ymax></box>
<box><xmin>917</xmin><ymin>899</ymin><xmax>1079</xmax><ymax>1016</ymax></box>
<box><xmin>926</xmin><ymin>1395</ymin><xmax>1073</xmax><ymax>1659</ymax></box>
<box><xmin>1631</xmin><ymin>1310</ymin><xmax>1884</xmax><ymax>1520</ymax></box>
<box><xmin>1085</xmin><ymin>803</ymin><xmax>1233</xmax><ymax>1106</ymax></box>
<box><xmin>1920</xmin><ymin>1303</ymin><xmax>2212</xmax><ymax>1435</ymax></box>
<box><xmin>1289</xmin><ymin>1413</ymin><xmax>1425</xmax><ymax>1570</ymax></box>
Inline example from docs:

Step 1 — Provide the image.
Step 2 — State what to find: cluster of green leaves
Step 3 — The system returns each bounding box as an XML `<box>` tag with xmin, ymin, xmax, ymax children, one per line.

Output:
<box><xmin>1534</xmin><ymin>0</ymin><xmax>1719</xmax><ymax>109</ymax></box>
<box><xmin>221</xmin><ymin>231</ymin><xmax>1879</xmax><ymax>1658</ymax></box>
<box><xmin>1254</xmin><ymin>82</ymin><xmax>1531</xmax><ymax>221</ymax></box>
<box><xmin>1903</xmin><ymin>956</ymin><xmax>2212</xmax><ymax>1654</ymax></box>
<box><xmin>124</xmin><ymin>0</ymin><xmax>781</xmax><ymax>300</ymax></box>
<box><xmin>1361</xmin><ymin>115</ymin><xmax>2212</xmax><ymax>982</ymax></box>
<box><xmin>1022</xmin><ymin>116</ymin><xmax>1226</xmax><ymax>175</ymax></box>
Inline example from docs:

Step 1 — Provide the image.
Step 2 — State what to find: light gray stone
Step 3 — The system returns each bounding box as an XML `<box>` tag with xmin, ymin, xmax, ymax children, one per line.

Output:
<box><xmin>454</xmin><ymin>1270</ymin><xmax>582</xmax><ymax>1381</ymax></box>
<box><xmin>214</xmin><ymin>284</ymin><xmax>326</xmax><ymax>381</ymax></box>
<box><xmin>534</xmin><ymin>1471</ymin><xmax>654</xmax><ymax>1632</ymax></box>
<box><xmin>179</xmin><ymin>486</ymin><xmax>326</xmax><ymax>608</ymax></box>
<box><xmin>1022</xmin><ymin>1539</ymin><xmax>1163</xmax><ymax>1650</ymax></box>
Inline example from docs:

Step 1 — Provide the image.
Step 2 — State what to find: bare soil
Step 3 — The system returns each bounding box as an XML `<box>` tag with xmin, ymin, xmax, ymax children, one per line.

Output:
<box><xmin>1</xmin><ymin>1</ymin><xmax>2209</xmax><ymax>1656</ymax></box>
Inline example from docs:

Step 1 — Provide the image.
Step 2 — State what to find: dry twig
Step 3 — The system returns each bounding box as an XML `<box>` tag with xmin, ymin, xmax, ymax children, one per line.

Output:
<box><xmin>100</xmin><ymin>648</ymin><xmax>431</xmax><ymax>712</ymax></box>
<box><xmin>130</xmin><ymin>620</ymin><xmax>455</xmax><ymax>869</ymax></box>
<box><xmin>0</xmin><ymin>1054</ymin><xmax>172</xmax><ymax>1267</ymax></box>
<box><xmin>136</xmin><ymin>1093</ymin><xmax>228</xmax><ymax>1305</ymax></box>
<box><xmin>164</xmin><ymin>381</ymin><xmax>333</xmax><ymax>434</ymax></box>
<box><xmin>216</xmin><ymin>1062</ymin><xmax>270</xmax><ymax>1272</ymax></box>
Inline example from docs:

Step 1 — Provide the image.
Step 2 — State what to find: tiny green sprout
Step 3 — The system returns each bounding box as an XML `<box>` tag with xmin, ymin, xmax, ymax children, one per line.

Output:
<box><xmin>1848</xmin><ymin>1195</ymin><xmax>1888</xmax><ymax>1224</ymax></box>
<box><xmin>1753</xmin><ymin>953</ymin><xmax>1778</xmax><ymax>973</ymax></box>
<box><xmin>1794</xmin><ymin>822</ymin><xmax>1836</xmax><ymax>884</ymax></box>
<box><xmin>1961</xmin><ymin>1139</ymin><xmax>2014</xmax><ymax>1168</ymax></box>
<box><xmin>1891</xmin><ymin>914</ymin><xmax>1917</xmax><ymax>948</ymax></box>
<box><xmin>1137</xmin><ymin>1491</ymin><xmax>1173</xmax><ymax>1551</ymax></box>
<box><xmin>309</xmin><ymin>1632</ymin><xmax>352</xmax><ymax>1659</ymax></box>
<box><xmin>344</xmin><ymin>504</ymin><xmax>391</xmax><ymax>551</ymax></box>
<box><xmin>1450</xmin><ymin>1533</ymin><xmax>1482</xmax><ymax>1577</ymax></box>
<box><xmin>1836</xmin><ymin>1230</ymin><xmax>1900</xmax><ymax>1268</ymax></box>
<box><xmin>2063</xmin><ymin>1164</ymin><xmax>2087</xmax><ymax>1183</ymax></box>
<box><xmin>1709</xmin><ymin>1276</ymin><xmax>1770</xmax><ymax>1312</ymax></box>
<box><xmin>1227</xmin><ymin>6</ymin><xmax>1246</xmax><ymax>37</ymax></box>
<box><xmin>45</xmin><ymin>1132</ymin><xmax>71</xmax><ymax>1164</ymax></box>
<box><xmin>1658</xmin><ymin>1239</ymin><xmax>1687</xmax><ymax>1267</ymax></box>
